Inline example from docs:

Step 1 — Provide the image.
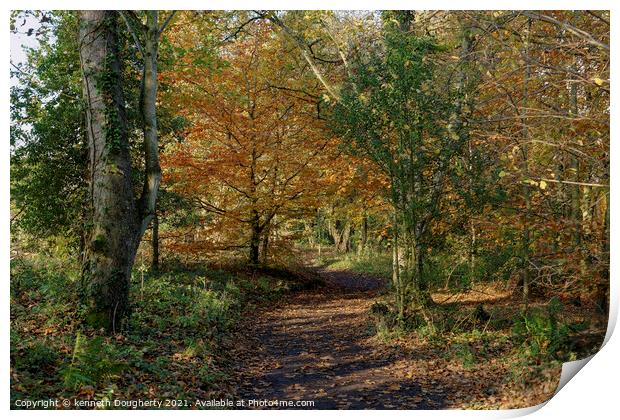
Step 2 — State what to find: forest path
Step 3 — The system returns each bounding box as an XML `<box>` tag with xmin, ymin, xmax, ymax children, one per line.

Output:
<box><xmin>232</xmin><ymin>268</ymin><xmax>446</xmax><ymax>409</ymax></box>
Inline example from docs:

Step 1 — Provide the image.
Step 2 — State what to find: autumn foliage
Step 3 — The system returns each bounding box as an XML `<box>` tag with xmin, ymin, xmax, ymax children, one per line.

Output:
<box><xmin>161</xmin><ymin>24</ymin><xmax>349</xmax><ymax>263</ymax></box>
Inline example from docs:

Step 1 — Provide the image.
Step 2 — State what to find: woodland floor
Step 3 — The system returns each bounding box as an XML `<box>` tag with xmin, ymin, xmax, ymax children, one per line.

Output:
<box><xmin>227</xmin><ymin>260</ymin><xmax>590</xmax><ymax>410</ymax></box>
<box><xmin>10</xmin><ymin>254</ymin><xmax>602</xmax><ymax>409</ymax></box>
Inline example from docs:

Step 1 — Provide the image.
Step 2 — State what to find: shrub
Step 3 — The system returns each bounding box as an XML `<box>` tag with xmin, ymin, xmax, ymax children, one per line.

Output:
<box><xmin>452</xmin><ymin>342</ymin><xmax>476</xmax><ymax>369</ymax></box>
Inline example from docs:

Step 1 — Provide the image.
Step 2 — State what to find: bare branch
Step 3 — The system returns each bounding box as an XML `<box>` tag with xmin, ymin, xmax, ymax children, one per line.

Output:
<box><xmin>534</xmin><ymin>178</ymin><xmax>609</xmax><ymax>188</ymax></box>
<box><xmin>522</xmin><ymin>11</ymin><xmax>609</xmax><ymax>51</ymax></box>
<box><xmin>265</xmin><ymin>12</ymin><xmax>340</xmax><ymax>102</ymax></box>
<box><xmin>223</xmin><ymin>15</ymin><xmax>262</xmax><ymax>42</ymax></box>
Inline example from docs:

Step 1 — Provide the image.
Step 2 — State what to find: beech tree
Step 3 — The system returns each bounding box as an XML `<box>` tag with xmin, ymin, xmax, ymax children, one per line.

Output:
<box><xmin>161</xmin><ymin>23</ymin><xmax>336</xmax><ymax>264</ymax></box>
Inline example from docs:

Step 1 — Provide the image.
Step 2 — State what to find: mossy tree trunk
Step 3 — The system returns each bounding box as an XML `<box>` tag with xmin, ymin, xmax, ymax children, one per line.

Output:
<box><xmin>79</xmin><ymin>10</ymin><xmax>139</xmax><ymax>332</ymax></box>
<box><xmin>79</xmin><ymin>10</ymin><xmax>167</xmax><ymax>332</ymax></box>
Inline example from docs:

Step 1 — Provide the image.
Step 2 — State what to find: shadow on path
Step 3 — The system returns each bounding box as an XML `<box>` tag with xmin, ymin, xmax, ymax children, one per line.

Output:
<box><xmin>232</xmin><ymin>268</ymin><xmax>446</xmax><ymax>409</ymax></box>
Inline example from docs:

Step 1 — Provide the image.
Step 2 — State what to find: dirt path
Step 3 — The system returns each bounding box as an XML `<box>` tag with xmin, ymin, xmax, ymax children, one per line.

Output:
<box><xmin>232</xmin><ymin>269</ymin><xmax>445</xmax><ymax>409</ymax></box>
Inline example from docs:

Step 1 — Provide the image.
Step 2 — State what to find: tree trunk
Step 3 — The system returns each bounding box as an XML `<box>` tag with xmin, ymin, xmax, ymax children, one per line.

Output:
<box><xmin>327</xmin><ymin>219</ymin><xmax>351</xmax><ymax>253</ymax></box>
<box><xmin>409</xmin><ymin>226</ymin><xmax>432</xmax><ymax>307</ymax></box>
<box><xmin>569</xmin><ymin>65</ymin><xmax>582</xmax><ymax>249</ymax></box>
<box><xmin>327</xmin><ymin>220</ymin><xmax>339</xmax><ymax>250</ymax></box>
<box><xmin>249</xmin><ymin>214</ymin><xmax>261</xmax><ymax>265</ymax></box>
<box><xmin>358</xmin><ymin>213</ymin><xmax>368</xmax><ymax>256</ymax></box>
<box><xmin>79</xmin><ymin>11</ymin><xmax>139</xmax><ymax>331</ymax></box>
<box><xmin>392</xmin><ymin>211</ymin><xmax>403</xmax><ymax>321</ymax></box>
<box><xmin>568</xmin><ymin>58</ymin><xmax>590</xmax><ymax>304</ymax></box>
<box><xmin>520</xmin><ymin>17</ymin><xmax>532</xmax><ymax>306</ymax></box>
<box><xmin>339</xmin><ymin>223</ymin><xmax>352</xmax><ymax>253</ymax></box>
<box><xmin>137</xmin><ymin>11</ymin><xmax>162</xmax><ymax>238</ymax></box>
<box><xmin>597</xmin><ymin>192</ymin><xmax>610</xmax><ymax>315</ymax></box>
<box><xmin>469</xmin><ymin>222</ymin><xmax>476</xmax><ymax>285</ymax></box>
<box><xmin>456</xmin><ymin>19</ymin><xmax>476</xmax><ymax>287</ymax></box>
<box><xmin>79</xmin><ymin>11</ymin><xmax>164</xmax><ymax>332</ymax></box>
<box><xmin>151</xmin><ymin>212</ymin><xmax>159</xmax><ymax>271</ymax></box>
<box><xmin>261</xmin><ymin>224</ymin><xmax>269</xmax><ymax>265</ymax></box>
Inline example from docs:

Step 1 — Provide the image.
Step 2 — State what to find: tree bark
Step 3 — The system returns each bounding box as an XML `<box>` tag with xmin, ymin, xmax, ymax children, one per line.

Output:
<box><xmin>520</xmin><ymin>17</ymin><xmax>532</xmax><ymax>306</ymax></box>
<box><xmin>408</xmin><ymin>225</ymin><xmax>432</xmax><ymax>307</ymax></box>
<box><xmin>261</xmin><ymin>224</ymin><xmax>270</xmax><ymax>265</ymax></box>
<box><xmin>597</xmin><ymin>192</ymin><xmax>610</xmax><ymax>315</ymax></box>
<box><xmin>328</xmin><ymin>219</ymin><xmax>351</xmax><ymax>253</ymax></box>
<box><xmin>339</xmin><ymin>223</ymin><xmax>352</xmax><ymax>253</ymax></box>
<box><xmin>392</xmin><ymin>211</ymin><xmax>403</xmax><ymax>321</ymax></box>
<box><xmin>79</xmin><ymin>11</ymin><xmax>138</xmax><ymax>331</ymax></box>
<box><xmin>358</xmin><ymin>212</ymin><xmax>368</xmax><ymax>256</ymax></box>
<box><xmin>458</xmin><ymin>21</ymin><xmax>477</xmax><ymax>287</ymax></box>
<box><xmin>137</xmin><ymin>11</ymin><xmax>162</xmax><ymax>238</ymax></box>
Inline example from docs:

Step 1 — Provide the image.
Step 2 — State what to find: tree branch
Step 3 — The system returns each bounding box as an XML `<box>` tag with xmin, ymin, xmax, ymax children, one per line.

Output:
<box><xmin>522</xmin><ymin>11</ymin><xmax>609</xmax><ymax>51</ymax></box>
<box><xmin>159</xmin><ymin>11</ymin><xmax>176</xmax><ymax>35</ymax></box>
<box><xmin>264</xmin><ymin>12</ymin><xmax>341</xmax><ymax>102</ymax></box>
<box><xmin>119</xmin><ymin>11</ymin><xmax>145</xmax><ymax>57</ymax></box>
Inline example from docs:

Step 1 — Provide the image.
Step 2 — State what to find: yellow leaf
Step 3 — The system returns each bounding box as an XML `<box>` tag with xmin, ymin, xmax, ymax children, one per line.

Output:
<box><xmin>540</xmin><ymin>180</ymin><xmax>547</xmax><ymax>190</ymax></box>
<box><xmin>593</xmin><ymin>77</ymin><xmax>604</xmax><ymax>86</ymax></box>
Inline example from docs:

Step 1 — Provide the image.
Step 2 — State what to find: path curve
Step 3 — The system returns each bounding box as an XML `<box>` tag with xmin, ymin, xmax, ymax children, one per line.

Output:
<box><xmin>232</xmin><ymin>268</ymin><xmax>445</xmax><ymax>409</ymax></box>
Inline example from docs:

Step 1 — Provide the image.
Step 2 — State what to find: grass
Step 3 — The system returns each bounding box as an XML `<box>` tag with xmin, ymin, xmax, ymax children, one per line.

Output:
<box><xmin>319</xmin><ymin>251</ymin><xmax>393</xmax><ymax>280</ymax></box>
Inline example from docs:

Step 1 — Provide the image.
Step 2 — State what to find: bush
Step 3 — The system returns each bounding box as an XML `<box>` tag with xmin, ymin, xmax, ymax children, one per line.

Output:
<box><xmin>452</xmin><ymin>342</ymin><xmax>476</xmax><ymax>369</ymax></box>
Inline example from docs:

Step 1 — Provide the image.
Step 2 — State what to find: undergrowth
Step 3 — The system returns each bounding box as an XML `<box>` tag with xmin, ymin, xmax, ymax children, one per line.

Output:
<box><xmin>10</xmin><ymin>255</ymin><xmax>310</xmax><ymax>408</ymax></box>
